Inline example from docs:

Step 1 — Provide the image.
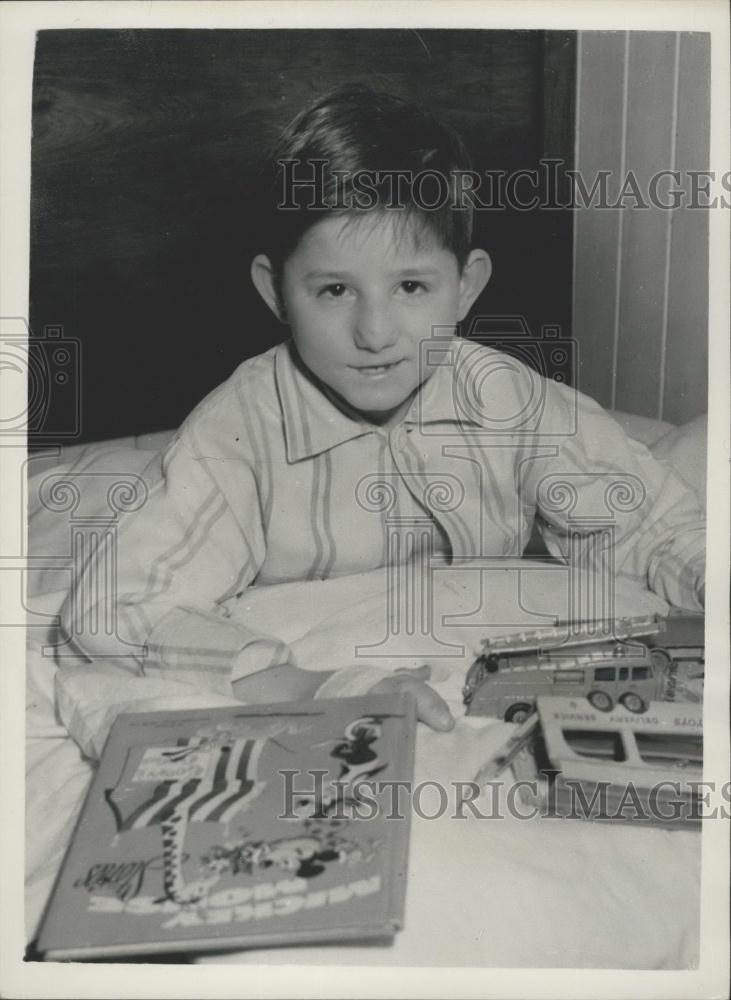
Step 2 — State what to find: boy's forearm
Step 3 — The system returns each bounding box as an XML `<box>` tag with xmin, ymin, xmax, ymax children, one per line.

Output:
<box><xmin>648</xmin><ymin>541</ymin><xmax>705</xmax><ymax>611</ymax></box>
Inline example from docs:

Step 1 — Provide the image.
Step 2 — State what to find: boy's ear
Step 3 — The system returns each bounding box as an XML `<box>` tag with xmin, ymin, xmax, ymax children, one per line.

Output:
<box><xmin>251</xmin><ymin>254</ymin><xmax>287</xmax><ymax>323</ymax></box>
<box><xmin>457</xmin><ymin>249</ymin><xmax>492</xmax><ymax>321</ymax></box>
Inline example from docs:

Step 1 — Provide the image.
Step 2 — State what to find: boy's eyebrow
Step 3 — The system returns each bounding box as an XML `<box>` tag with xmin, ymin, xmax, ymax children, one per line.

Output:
<box><xmin>304</xmin><ymin>266</ymin><xmax>443</xmax><ymax>280</ymax></box>
<box><xmin>303</xmin><ymin>270</ymin><xmax>351</xmax><ymax>280</ymax></box>
<box><xmin>394</xmin><ymin>267</ymin><xmax>442</xmax><ymax>277</ymax></box>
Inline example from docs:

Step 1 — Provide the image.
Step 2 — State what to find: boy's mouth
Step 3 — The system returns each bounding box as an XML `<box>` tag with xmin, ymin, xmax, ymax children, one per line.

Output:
<box><xmin>351</xmin><ymin>361</ymin><xmax>403</xmax><ymax>376</ymax></box>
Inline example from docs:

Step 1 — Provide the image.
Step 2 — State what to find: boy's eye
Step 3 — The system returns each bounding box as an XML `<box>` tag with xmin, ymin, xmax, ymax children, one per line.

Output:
<box><xmin>400</xmin><ymin>280</ymin><xmax>426</xmax><ymax>294</ymax></box>
<box><xmin>318</xmin><ymin>283</ymin><xmax>349</xmax><ymax>298</ymax></box>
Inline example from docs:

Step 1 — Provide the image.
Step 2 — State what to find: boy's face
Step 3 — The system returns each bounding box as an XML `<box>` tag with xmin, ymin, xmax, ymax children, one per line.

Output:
<box><xmin>253</xmin><ymin>213</ymin><xmax>490</xmax><ymax>427</ymax></box>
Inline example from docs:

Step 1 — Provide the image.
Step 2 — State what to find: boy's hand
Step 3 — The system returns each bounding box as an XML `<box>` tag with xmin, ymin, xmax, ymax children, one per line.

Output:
<box><xmin>234</xmin><ymin>661</ymin><xmax>455</xmax><ymax>733</ymax></box>
<box><xmin>368</xmin><ymin>665</ymin><xmax>455</xmax><ymax>732</ymax></box>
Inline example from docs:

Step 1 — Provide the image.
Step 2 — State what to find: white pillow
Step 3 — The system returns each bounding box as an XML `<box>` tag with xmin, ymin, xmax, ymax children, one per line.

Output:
<box><xmin>650</xmin><ymin>414</ymin><xmax>707</xmax><ymax>506</ymax></box>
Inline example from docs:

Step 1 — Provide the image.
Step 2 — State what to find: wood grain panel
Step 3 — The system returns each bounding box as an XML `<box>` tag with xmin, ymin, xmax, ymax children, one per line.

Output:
<box><xmin>32</xmin><ymin>30</ymin><xmax>541</xmax><ymax>271</ymax></box>
<box><xmin>31</xmin><ymin>29</ymin><xmax>574</xmax><ymax>443</ymax></box>
<box><xmin>542</xmin><ymin>32</ymin><xmax>577</xmax><ymax>163</ymax></box>
<box><xmin>662</xmin><ymin>33</ymin><xmax>710</xmax><ymax>424</ymax></box>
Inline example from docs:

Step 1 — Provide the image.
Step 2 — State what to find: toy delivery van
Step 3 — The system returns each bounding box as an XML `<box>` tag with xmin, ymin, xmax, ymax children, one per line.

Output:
<box><xmin>506</xmin><ymin>695</ymin><xmax>704</xmax><ymax>828</ymax></box>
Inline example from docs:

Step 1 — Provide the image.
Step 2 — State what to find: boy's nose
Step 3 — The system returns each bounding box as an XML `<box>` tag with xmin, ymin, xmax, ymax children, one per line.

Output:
<box><xmin>353</xmin><ymin>301</ymin><xmax>398</xmax><ymax>352</ymax></box>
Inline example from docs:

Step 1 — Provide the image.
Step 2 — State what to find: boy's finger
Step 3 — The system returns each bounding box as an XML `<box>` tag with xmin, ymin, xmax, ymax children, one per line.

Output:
<box><xmin>369</xmin><ymin>674</ymin><xmax>454</xmax><ymax>731</ymax></box>
<box><xmin>403</xmin><ymin>678</ymin><xmax>454</xmax><ymax>732</ymax></box>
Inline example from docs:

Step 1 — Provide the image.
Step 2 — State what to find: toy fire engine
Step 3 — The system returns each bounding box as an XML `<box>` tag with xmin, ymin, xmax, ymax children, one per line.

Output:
<box><xmin>463</xmin><ymin>613</ymin><xmax>704</xmax><ymax>722</ymax></box>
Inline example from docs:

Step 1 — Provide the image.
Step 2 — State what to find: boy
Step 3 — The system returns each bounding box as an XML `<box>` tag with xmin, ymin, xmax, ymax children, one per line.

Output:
<box><xmin>60</xmin><ymin>86</ymin><xmax>705</xmax><ymax>735</ymax></box>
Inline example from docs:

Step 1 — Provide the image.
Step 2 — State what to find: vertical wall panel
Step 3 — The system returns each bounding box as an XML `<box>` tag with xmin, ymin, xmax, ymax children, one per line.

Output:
<box><xmin>572</xmin><ymin>32</ymin><xmax>625</xmax><ymax>407</ymax></box>
<box><xmin>573</xmin><ymin>31</ymin><xmax>709</xmax><ymax>425</ymax></box>
<box><xmin>663</xmin><ymin>33</ymin><xmax>710</xmax><ymax>424</ymax></box>
<box><xmin>614</xmin><ymin>33</ymin><xmax>677</xmax><ymax>418</ymax></box>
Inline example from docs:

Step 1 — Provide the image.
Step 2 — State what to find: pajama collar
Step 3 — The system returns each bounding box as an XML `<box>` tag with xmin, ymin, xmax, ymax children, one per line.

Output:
<box><xmin>274</xmin><ymin>337</ymin><xmax>484</xmax><ymax>463</ymax></box>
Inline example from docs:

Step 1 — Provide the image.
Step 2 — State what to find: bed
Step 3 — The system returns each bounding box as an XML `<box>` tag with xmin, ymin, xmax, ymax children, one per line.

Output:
<box><xmin>25</xmin><ymin>409</ymin><xmax>707</xmax><ymax>968</ymax></box>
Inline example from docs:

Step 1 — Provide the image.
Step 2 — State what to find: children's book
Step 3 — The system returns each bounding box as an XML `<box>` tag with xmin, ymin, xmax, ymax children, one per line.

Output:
<box><xmin>37</xmin><ymin>695</ymin><xmax>416</xmax><ymax>960</ymax></box>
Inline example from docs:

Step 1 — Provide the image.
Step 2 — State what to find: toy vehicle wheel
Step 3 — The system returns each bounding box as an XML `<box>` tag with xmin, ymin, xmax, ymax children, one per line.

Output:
<box><xmin>588</xmin><ymin>690</ymin><xmax>613</xmax><ymax>712</ymax></box>
<box><xmin>650</xmin><ymin>648</ymin><xmax>672</xmax><ymax>669</ymax></box>
<box><xmin>505</xmin><ymin>702</ymin><xmax>532</xmax><ymax>723</ymax></box>
<box><xmin>620</xmin><ymin>692</ymin><xmax>646</xmax><ymax>714</ymax></box>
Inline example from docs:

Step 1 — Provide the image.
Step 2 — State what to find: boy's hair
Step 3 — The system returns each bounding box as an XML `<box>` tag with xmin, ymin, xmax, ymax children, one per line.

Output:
<box><xmin>262</xmin><ymin>85</ymin><xmax>474</xmax><ymax>273</ymax></box>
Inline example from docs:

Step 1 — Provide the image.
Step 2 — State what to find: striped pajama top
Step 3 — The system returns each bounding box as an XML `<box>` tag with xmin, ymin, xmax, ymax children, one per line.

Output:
<box><xmin>62</xmin><ymin>338</ymin><xmax>705</xmax><ymax>694</ymax></box>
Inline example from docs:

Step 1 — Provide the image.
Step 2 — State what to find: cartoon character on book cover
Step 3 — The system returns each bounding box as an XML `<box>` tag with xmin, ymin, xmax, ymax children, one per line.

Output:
<box><xmin>98</xmin><ymin>713</ymin><xmax>391</xmax><ymax>911</ymax></box>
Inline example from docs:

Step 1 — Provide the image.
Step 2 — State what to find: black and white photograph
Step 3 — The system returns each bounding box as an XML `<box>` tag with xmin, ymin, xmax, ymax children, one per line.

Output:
<box><xmin>1</xmin><ymin>1</ymin><xmax>728</xmax><ymax>997</ymax></box>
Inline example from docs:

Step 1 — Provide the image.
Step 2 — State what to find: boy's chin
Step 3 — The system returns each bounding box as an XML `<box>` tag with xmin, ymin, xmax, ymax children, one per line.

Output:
<box><xmin>345</xmin><ymin>391</ymin><xmax>419</xmax><ymax>428</ymax></box>
<box><xmin>312</xmin><ymin>365</ymin><xmax>424</xmax><ymax>428</ymax></box>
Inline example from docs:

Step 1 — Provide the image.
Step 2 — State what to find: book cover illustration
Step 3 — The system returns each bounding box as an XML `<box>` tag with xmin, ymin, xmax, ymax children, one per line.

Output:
<box><xmin>37</xmin><ymin>695</ymin><xmax>416</xmax><ymax>960</ymax></box>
